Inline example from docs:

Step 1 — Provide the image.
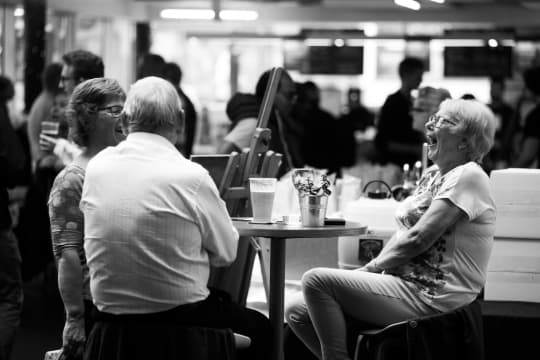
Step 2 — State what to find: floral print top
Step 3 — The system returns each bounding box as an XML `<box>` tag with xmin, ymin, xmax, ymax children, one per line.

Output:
<box><xmin>49</xmin><ymin>163</ymin><xmax>91</xmax><ymax>300</ymax></box>
<box><xmin>387</xmin><ymin>162</ymin><xmax>496</xmax><ymax>312</ymax></box>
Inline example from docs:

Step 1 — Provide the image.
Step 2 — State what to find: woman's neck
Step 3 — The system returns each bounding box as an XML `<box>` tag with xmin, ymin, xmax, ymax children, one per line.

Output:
<box><xmin>437</xmin><ymin>159</ymin><xmax>469</xmax><ymax>175</ymax></box>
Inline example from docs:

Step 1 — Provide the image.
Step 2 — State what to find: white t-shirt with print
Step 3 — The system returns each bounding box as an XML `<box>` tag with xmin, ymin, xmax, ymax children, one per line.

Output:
<box><xmin>389</xmin><ymin>162</ymin><xmax>496</xmax><ymax>312</ymax></box>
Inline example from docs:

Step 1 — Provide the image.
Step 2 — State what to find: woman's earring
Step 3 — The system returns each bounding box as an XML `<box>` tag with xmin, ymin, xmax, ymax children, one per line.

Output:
<box><xmin>458</xmin><ymin>144</ymin><xmax>466</xmax><ymax>150</ymax></box>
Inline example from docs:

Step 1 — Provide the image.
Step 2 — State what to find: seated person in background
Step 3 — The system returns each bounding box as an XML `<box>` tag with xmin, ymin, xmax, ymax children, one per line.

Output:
<box><xmin>219</xmin><ymin>69</ymin><xmax>303</xmax><ymax>176</ymax></box>
<box><xmin>80</xmin><ymin>77</ymin><xmax>271</xmax><ymax>360</ymax></box>
<box><xmin>49</xmin><ymin>78</ymin><xmax>126</xmax><ymax>359</ymax></box>
<box><xmin>374</xmin><ymin>57</ymin><xmax>425</xmax><ymax>168</ymax></box>
<box><xmin>286</xmin><ymin>99</ymin><xmax>496</xmax><ymax>360</ymax></box>
<box><xmin>513</xmin><ymin>66</ymin><xmax>540</xmax><ymax>168</ymax></box>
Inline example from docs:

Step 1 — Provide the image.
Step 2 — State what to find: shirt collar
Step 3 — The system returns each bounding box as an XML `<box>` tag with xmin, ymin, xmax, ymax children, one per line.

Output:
<box><xmin>126</xmin><ymin>132</ymin><xmax>179</xmax><ymax>153</ymax></box>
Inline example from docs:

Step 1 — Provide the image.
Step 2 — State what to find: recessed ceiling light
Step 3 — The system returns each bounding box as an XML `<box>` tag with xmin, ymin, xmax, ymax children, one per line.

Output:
<box><xmin>219</xmin><ymin>10</ymin><xmax>258</xmax><ymax>21</ymax></box>
<box><xmin>160</xmin><ymin>9</ymin><xmax>215</xmax><ymax>20</ymax></box>
<box><xmin>394</xmin><ymin>0</ymin><xmax>421</xmax><ymax>11</ymax></box>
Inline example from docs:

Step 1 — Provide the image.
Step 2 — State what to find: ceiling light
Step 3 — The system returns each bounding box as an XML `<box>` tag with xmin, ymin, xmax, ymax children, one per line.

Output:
<box><xmin>304</xmin><ymin>38</ymin><xmax>333</xmax><ymax>47</ymax></box>
<box><xmin>394</xmin><ymin>0</ymin><xmax>421</xmax><ymax>11</ymax></box>
<box><xmin>334</xmin><ymin>39</ymin><xmax>345</xmax><ymax>47</ymax></box>
<box><xmin>14</xmin><ymin>8</ymin><xmax>24</xmax><ymax>17</ymax></box>
<box><xmin>160</xmin><ymin>9</ymin><xmax>215</xmax><ymax>20</ymax></box>
<box><xmin>364</xmin><ymin>23</ymin><xmax>378</xmax><ymax>37</ymax></box>
<box><xmin>219</xmin><ymin>10</ymin><xmax>258</xmax><ymax>21</ymax></box>
<box><xmin>429</xmin><ymin>0</ymin><xmax>445</xmax><ymax>4</ymax></box>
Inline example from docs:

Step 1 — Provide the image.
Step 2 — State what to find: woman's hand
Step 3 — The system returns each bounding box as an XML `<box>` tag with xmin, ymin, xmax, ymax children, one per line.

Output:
<box><xmin>356</xmin><ymin>260</ymin><xmax>383</xmax><ymax>273</ymax></box>
<box><xmin>39</xmin><ymin>133</ymin><xmax>58</xmax><ymax>152</ymax></box>
<box><xmin>61</xmin><ymin>316</ymin><xmax>86</xmax><ymax>360</ymax></box>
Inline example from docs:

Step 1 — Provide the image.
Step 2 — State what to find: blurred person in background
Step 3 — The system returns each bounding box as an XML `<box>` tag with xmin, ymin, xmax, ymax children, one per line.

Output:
<box><xmin>38</xmin><ymin>50</ymin><xmax>105</xmax><ymax>194</ymax></box>
<box><xmin>294</xmin><ymin>81</ymin><xmax>340</xmax><ymax>174</ymax></box>
<box><xmin>486</xmin><ymin>77</ymin><xmax>516</xmax><ymax>170</ymax></box>
<box><xmin>136</xmin><ymin>53</ymin><xmax>165</xmax><ymax>80</ymax></box>
<box><xmin>375</xmin><ymin>57</ymin><xmax>425</xmax><ymax>168</ymax></box>
<box><xmin>286</xmin><ymin>99</ymin><xmax>496</xmax><ymax>360</ymax></box>
<box><xmin>219</xmin><ymin>69</ymin><xmax>303</xmax><ymax>176</ymax></box>
<box><xmin>411</xmin><ymin>86</ymin><xmax>452</xmax><ymax>133</ymax></box>
<box><xmin>513</xmin><ymin>66</ymin><xmax>540</xmax><ymax>168</ymax></box>
<box><xmin>48</xmin><ymin>78</ymin><xmax>126</xmax><ymax>360</ymax></box>
<box><xmin>27</xmin><ymin>63</ymin><xmax>62</xmax><ymax>171</ymax></box>
<box><xmin>338</xmin><ymin>88</ymin><xmax>375</xmax><ymax>168</ymax></box>
<box><xmin>163</xmin><ymin>62</ymin><xmax>197</xmax><ymax>158</ymax></box>
<box><xmin>0</xmin><ymin>75</ymin><xmax>24</xmax><ymax>360</ymax></box>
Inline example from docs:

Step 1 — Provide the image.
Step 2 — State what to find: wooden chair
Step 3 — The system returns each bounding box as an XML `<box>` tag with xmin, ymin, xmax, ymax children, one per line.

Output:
<box><xmin>196</xmin><ymin>67</ymin><xmax>284</xmax><ymax>306</ymax></box>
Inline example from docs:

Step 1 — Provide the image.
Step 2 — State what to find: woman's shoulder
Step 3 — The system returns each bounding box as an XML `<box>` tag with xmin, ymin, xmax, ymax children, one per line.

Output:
<box><xmin>52</xmin><ymin>163</ymin><xmax>86</xmax><ymax>190</ymax></box>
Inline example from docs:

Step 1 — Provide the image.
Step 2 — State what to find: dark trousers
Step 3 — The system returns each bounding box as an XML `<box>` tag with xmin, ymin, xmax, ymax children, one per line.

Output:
<box><xmin>87</xmin><ymin>288</ymin><xmax>272</xmax><ymax>360</ymax></box>
<box><xmin>0</xmin><ymin>229</ymin><xmax>23</xmax><ymax>360</ymax></box>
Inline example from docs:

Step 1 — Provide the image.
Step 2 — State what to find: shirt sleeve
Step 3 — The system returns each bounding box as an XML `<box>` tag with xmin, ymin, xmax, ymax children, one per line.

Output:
<box><xmin>223</xmin><ymin>118</ymin><xmax>257</xmax><ymax>149</ymax></box>
<box><xmin>194</xmin><ymin>172</ymin><xmax>239</xmax><ymax>267</ymax></box>
<box><xmin>433</xmin><ymin>164</ymin><xmax>492</xmax><ymax>221</ymax></box>
<box><xmin>49</xmin><ymin>167</ymin><xmax>85</xmax><ymax>258</ymax></box>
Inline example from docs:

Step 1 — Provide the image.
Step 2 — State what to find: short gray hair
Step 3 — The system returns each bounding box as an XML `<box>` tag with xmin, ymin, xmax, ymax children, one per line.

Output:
<box><xmin>123</xmin><ymin>76</ymin><xmax>183</xmax><ymax>134</ymax></box>
<box><xmin>438</xmin><ymin>99</ymin><xmax>496</xmax><ymax>163</ymax></box>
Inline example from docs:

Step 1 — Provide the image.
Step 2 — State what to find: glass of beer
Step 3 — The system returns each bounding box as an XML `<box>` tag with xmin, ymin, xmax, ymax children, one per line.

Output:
<box><xmin>249</xmin><ymin>178</ymin><xmax>277</xmax><ymax>224</ymax></box>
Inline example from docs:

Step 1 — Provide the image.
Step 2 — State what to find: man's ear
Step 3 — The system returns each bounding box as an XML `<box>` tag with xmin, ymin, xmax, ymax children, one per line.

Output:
<box><xmin>119</xmin><ymin>112</ymin><xmax>130</xmax><ymax>135</ymax></box>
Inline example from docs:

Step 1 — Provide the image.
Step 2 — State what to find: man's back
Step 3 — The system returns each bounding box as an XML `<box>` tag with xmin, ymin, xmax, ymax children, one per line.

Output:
<box><xmin>81</xmin><ymin>132</ymin><xmax>238</xmax><ymax>315</ymax></box>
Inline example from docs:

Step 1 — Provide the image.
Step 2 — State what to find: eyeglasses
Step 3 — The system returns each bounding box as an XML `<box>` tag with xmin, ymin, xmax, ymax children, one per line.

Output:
<box><xmin>60</xmin><ymin>75</ymin><xmax>76</xmax><ymax>84</ymax></box>
<box><xmin>427</xmin><ymin>114</ymin><xmax>459</xmax><ymax>129</ymax></box>
<box><xmin>98</xmin><ymin>105</ymin><xmax>123</xmax><ymax>118</ymax></box>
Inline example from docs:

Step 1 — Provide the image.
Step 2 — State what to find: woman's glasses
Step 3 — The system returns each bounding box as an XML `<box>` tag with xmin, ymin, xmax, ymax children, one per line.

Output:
<box><xmin>427</xmin><ymin>114</ymin><xmax>459</xmax><ymax>128</ymax></box>
<box><xmin>98</xmin><ymin>105</ymin><xmax>123</xmax><ymax>118</ymax></box>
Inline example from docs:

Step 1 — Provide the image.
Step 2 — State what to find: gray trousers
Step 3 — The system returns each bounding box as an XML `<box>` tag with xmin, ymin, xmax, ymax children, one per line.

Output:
<box><xmin>0</xmin><ymin>229</ymin><xmax>23</xmax><ymax>360</ymax></box>
<box><xmin>285</xmin><ymin>268</ymin><xmax>438</xmax><ymax>360</ymax></box>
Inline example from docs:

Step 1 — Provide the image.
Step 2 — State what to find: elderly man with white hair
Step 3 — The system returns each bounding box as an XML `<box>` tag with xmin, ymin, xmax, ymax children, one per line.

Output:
<box><xmin>80</xmin><ymin>76</ymin><xmax>271</xmax><ymax>360</ymax></box>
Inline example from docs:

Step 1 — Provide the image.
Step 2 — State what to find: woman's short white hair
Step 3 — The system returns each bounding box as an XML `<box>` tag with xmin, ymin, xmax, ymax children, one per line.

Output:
<box><xmin>438</xmin><ymin>99</ymin><xmax>496</xmax><ymax>163</ymax></box>
<box><xmin>123</xmin><ymin>76</ymin><xmax>183</xmax><ymax>133</ymax></box>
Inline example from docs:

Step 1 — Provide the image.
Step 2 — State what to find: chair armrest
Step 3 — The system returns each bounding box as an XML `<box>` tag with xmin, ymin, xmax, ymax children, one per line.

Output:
<box><xmin>234</xmin><ymin>333</ymin><xmax>251</xmax><ymax>349</ymax></box>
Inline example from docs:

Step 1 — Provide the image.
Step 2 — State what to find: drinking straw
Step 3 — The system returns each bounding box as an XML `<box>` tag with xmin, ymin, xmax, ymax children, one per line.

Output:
<box><xmin>422</xmin><ymin>142</ymin><xmax>428</xmax><ymax>175</ymax></box>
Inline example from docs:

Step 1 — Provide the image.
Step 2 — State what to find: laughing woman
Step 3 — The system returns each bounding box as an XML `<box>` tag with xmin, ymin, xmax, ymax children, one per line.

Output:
<box><xmin>48</xmin><ymin>78</ymin><xmax>125</xmax><ymax>359</ymax></box>
<box><xmin>285</xmin><ymin>99</ymin><xmax>497</xmax><ymax>360</ymax></box>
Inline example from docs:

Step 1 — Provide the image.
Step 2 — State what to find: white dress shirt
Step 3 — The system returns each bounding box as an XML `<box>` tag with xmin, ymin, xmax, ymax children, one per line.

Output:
<box><xmin>81</xmin><ymin>132</ymin><xmax>238</xmax><ymax>314</ymax></box>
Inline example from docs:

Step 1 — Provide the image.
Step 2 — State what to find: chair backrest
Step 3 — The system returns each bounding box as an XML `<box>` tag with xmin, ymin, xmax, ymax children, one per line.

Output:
<box><xmin>203</xmin><ymin>67</ymin><xmax>284</xmax><ymax>305</ymax></box>
<box><xmin>354</xmin><ymin>299</ymin><xmax>484</xmax><ymax>360</ymax></box>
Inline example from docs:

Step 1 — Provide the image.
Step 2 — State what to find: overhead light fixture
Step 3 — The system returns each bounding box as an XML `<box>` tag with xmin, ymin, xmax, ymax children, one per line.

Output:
<box><xmin>429</xmin><ymin>0</ymin><xmax>445</xmax><ymax>3</ymax></box>
<box><xmin>161</xmin><ymin>9</ymin><xmax>215</xmax><ymax>20</ymax></box>
<box><xmin>14</xmin><ymin>7</ymin><xmax>24</xmax><ymax>17</ymax></box>
<box><xmin>304</xmin><ymin>38</ymin><xmax>333</xmax><ymax>47</ymax></box>
<box><xmin>364</xmin><ymin>23</ymin><xmax>378</xmax><ymax>37</ymax></box>
<box><xmin>488</xmin><ymin>39</ymin><xmax>499</xmax><ymax>48</ymax></box>
<box><xmin>334</xmin><ymin>39</ymin><xmax>345</xmax><ymax>47</ymax></box>
<box><xmin>218</xmin><ymin>10</ymin><xmax>258</xmax><ymax>21</ymax></box>
<box><xmin>394</xmin><ymin>0</ymin><xmax>421</xmax><ymax>10</ymax></box>
<box><xmin>160</xmin><ymin>9</ymin><xmax>258</xmax><ymax>21</ymax></box>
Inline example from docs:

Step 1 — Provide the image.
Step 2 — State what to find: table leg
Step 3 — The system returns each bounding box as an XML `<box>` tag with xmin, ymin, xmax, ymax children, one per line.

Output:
<box><xmin>269</xmin><ymin>237</ymin><xmax>286</xmax><ymax>360</ymax></box>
